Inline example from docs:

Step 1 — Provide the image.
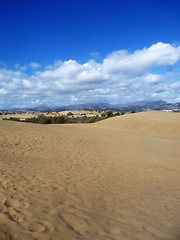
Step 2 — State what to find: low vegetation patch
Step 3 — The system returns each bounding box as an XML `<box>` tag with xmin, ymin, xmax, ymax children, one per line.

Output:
<box><xmin>3</xmin><ymin>111</ymin><xmax>127</xmax><ymax>124</ymax></box>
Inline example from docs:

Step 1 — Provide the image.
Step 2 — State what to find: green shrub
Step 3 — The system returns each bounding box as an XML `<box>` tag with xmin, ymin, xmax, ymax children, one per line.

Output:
<box><xmin>39</xmin><ymin>117</ymin><xmax>52</xmax><ymax>124</ymax></box>
<box><xmin>82</xmin><ymin>116</ymin><xmax>88</xmax><ymax>123</ymax></box>
<box><xmin>67</xmin><ymin>112</ymin><xmax>73</xmax><ymax>116</ymax></box>
<box><xmin>106</xmin><ymin>111</ymin><xmax>114</xmax><ymax>118</ymax></box>
<box><xmin>89</xmin><ymin>116</ymin><xmax>99</xmax><ymax>123</ymax></box>
<box><xmin>9</xmin><ymin>117</ymin><xmax>20</xmax><ymax>121</ymax></box>
<box><xmin>55</xmin><ymin>116</ymin><xmax>67</xmax><ymax>124</ymax></box>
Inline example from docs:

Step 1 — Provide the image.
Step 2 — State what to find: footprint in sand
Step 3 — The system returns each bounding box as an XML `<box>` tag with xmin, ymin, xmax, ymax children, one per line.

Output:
<box><xmin>7</xmin><ymin>207</ymin><xmax>24</xmax><ymax>223</ymax></box>
<box><xmin>28</xmin><ymin>222</ymin><xmax>45</xmax><ymax>232</ymax></box>
<box><xmin>5</xmin><ymin>199</ymin><xmax>21</xmax><ymax>208</ymax></box>
<box><xmin>28</xmin><ymin>220</ymin><xmax>54</xmax><ymax>233</ymax></box>
<box><xmin>5</xmin><ymin>198</ymin><xmax>29</xmax><ymax>209</ymax></box>
<box><xmin>104</xmin><ymin>225</ymin><xmax>123</xmax><ymax>236</ymax></box>
<box><xmin>59</xmin><ymin>211</ymin><xmax>89</xmax><ymax>235</ymax></box>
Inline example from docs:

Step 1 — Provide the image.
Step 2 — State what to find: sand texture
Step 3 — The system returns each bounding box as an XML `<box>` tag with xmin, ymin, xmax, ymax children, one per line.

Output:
<box><xmin>0</xmin><ymin>111</ymin><xmax>180</xmax><ymax>240</ymax></box>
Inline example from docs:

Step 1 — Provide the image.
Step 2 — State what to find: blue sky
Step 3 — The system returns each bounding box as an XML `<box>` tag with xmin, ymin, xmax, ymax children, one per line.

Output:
<box><xmin>0</xmin><ymin>0</ymin><xmax>180</xmax><ymax>109</ymax></box>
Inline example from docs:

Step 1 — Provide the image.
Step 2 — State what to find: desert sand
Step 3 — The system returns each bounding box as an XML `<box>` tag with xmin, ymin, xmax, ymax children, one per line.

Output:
<box><xmin>0</xmin><ymin>111</ymin><xmax>180</xmax><ymax>240</ymax></box>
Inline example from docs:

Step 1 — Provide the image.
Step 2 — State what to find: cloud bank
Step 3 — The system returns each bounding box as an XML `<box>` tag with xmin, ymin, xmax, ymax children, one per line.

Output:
<box><xmin>0</xmin><ymin>42</ymin><xmax>180</xmax><ymax>109</ymax></box>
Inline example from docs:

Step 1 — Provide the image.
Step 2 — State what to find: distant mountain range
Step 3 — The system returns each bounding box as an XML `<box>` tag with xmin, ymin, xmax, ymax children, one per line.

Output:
<box><xmin>1</xmin><ymin>100</ymin><xmax>180</xmax><ymax>113</ymax></box>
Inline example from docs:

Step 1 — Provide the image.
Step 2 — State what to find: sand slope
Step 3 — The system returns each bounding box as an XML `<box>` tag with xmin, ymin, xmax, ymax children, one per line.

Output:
<box><xmin>92</xmin><ymin>111</ymin><xmax>180</xmax><ymax>138</ymax></box>
<box><xmin>0</xmin><ymin>111</ymin><xmax>180</xmax><ymax>240</ymax></box>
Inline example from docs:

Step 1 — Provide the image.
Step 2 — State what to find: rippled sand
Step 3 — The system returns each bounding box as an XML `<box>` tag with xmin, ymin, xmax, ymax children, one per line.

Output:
<box><xmin>0</xmin><ymin>111</ymin><xmax>180</xmax><ymax>240</ymax></box>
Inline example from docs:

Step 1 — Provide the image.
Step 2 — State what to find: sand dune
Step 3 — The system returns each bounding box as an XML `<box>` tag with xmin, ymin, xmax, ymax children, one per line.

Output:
<box><xmin>92</xmin><ymin>111</ymin><xmax>180</xmax><ymax>138</ymax></box>
<box><xmin>0</xmin><ymin>111</ymin><xmax>180</xmax><ymax>240</ymax></box>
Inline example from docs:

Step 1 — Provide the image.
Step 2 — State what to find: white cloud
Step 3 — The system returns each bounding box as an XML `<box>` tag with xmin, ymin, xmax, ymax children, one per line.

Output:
<box><xmin>144</xmin><ymin>74</ymin><xmax>164</xmax><ymax>84</ymax></box>
<box><xmin>0</xmin><ymin>42</ymin><xmax>180</xmax><ymax>108</ymax></box>
<box><xmin>71</xmin><ymin>96</ymin><xmax>78</xmax><ymax>102</ymax></box>
<box><xmin>171</xmin><ymin>81</ymin><xmax>180</xmax><ymax>89</ymax></box>
<box><xmin>102</xmin><ymin>42</ymin><xmax>180</xmax><ymax>76</ymax></box>
<box><xmin>14</xmin><ymin>62</ymin><xmax>41</xmax><ymax>71</ymax></box>
<box><xmin>22</xmin><ymin>79</ymin><xmax>32</xmax><ymax>88</ymax></box>
<box><xmin>29</xmin><ymin>62</ymin><xmax>41</xmax><ymax>69</ymax></box>
<box><xmin>0</xmin><ymin>88</ymin><xmax>8</xmax><ymax>95</ymax></box>
<box><xmin>45</xmin><ymin>60</ymin><xmax>63</xmax><ymax>70</ymax></box>
<box><xmin>14</xmin><ymin>63</ymin><xmax>27</xmax><ymax>71</ymax></box>
<box><xmin>90</xmin><ymin>51</ymin><xmax>99</xmax><ymax>57</ymax></box>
